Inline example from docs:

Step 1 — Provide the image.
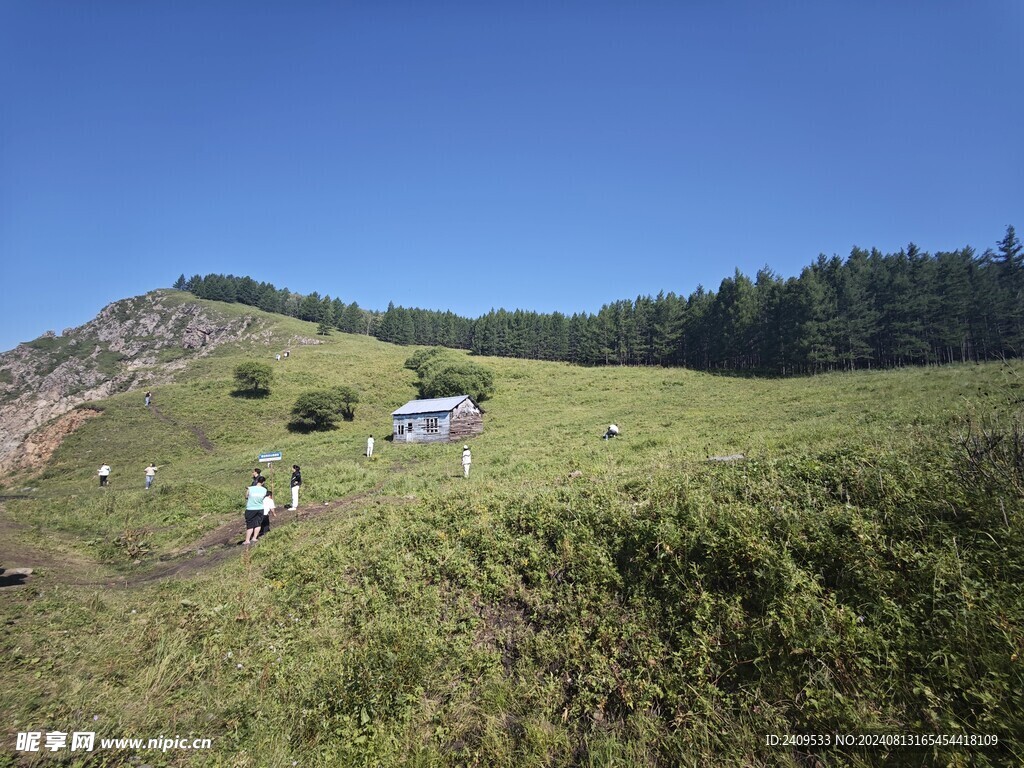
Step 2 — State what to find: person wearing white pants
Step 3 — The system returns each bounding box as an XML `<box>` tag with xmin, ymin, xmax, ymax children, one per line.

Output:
<box><xmin>461</xmin><ymin>445</ymin><xmax>472</xmax><ymax>478</ymax></box>
<box><xmin>289</xmin><ymin>464</ymin><xmax>301</xmax><ymax>510</ymax></box>
<box><xmin>366</xmin><ymin>435</ymin><xmax>374</xmax><ymax>457</ymax></box>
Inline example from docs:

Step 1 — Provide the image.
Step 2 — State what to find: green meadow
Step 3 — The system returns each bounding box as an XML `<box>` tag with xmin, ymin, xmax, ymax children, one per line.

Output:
<box><xmin>1</xmin><ymin>299</ymin><xmax>1021</xmax><ymax>766</ymax></box>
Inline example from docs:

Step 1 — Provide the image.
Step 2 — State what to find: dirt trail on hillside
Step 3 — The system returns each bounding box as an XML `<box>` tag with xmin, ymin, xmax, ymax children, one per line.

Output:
<box><xmin>0</xmin><ymin>514</ymin><xmax>114</xmax><ymax>587</ymax></box>
<box><xmin>150</xmin><ymin>405</ymin><xmax>215</xmax><ymax>452</ymax></box>
<box><xmin>0</xmin><ymin>480</ymin><xmax>410</xmax><ymax>591</ymax></box>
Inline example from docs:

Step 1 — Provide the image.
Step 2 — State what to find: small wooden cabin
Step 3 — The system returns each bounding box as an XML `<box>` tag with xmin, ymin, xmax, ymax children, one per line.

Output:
<box><xmin>392</xmin><ymin>395</ymin><xmax>484</xmax><ymax>444</ymax></box>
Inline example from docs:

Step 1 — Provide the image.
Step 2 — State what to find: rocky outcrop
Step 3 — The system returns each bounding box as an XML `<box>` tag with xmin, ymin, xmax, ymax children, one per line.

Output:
<box><xmin>6</xmin><ymin>407</ymin><xmax>103</xmax><ymax>473</ymax></box>
<box><xmin>0</xmin><ymin>291</ymin><xmax>261</xmax><ymax>474</ymax></box>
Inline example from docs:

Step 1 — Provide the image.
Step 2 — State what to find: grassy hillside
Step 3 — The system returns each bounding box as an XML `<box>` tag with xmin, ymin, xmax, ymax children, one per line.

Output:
<box><xmin>1</xmin><ymin>299</ymin><xmax>1021</xmax><ymax>766</ymax></box>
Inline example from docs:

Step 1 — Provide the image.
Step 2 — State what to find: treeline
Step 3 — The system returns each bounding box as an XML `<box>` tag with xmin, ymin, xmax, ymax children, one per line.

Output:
<box><xmin>173</xmin><ymin>274</ymin><xmax>374</xmax><ymax>335</ymax></box>
<box><xmin>176</xmin><ymin>225</ymin><xmax>1022</xmax><ymax>374</ymax></box>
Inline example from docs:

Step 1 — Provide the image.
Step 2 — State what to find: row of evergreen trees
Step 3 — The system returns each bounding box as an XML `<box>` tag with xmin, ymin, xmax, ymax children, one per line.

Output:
<box><xmin>175</xmin><ymin>225</ymin><xmax>1021</xmax><ymax>374</ymax></box>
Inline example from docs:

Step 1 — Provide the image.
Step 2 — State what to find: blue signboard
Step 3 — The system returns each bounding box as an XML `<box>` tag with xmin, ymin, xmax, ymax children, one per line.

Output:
<box><xmin>258</xmin><ymin>452</ymin><xmax>282</xmax><ymax>462</ymax></box>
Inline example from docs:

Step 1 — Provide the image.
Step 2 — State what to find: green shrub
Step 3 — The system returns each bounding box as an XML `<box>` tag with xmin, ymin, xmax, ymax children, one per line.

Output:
<box><xmin>419</xmin><ymin>360</ymin><xmax>495</xmax><ymax>402</ymax></box>
<box><xmin>233</xmin><ymin>361</ymin><xmax>273</xmax><ymax>395</ymax></box>
<box><xmin>403</xmin><ymin>346</ymin><xmax>447</xmax><ymax>371</ymax></box>
<box><xmin>403</xmin><ymin>347</ymin><xmax>495</xmax><ymax>401</ymax></box>
<box><xmin>290</xmin><ymin>386</ymin><xmax>360</xmax><ymax>430</ymax></box>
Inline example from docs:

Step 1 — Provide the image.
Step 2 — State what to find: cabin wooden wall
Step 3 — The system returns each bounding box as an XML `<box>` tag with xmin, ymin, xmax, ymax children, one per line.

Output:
<box><xmin>393</xmin><ymin>403</ymin><xmax>484</xmax><ymax>443</ymax></box>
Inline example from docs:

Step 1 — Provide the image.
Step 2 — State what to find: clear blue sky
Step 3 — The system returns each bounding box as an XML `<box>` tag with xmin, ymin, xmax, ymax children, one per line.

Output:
<box><xmin>2</xmin><ymin>2</ymin><xmax>1021</xmax><ymax>352</ymax></box>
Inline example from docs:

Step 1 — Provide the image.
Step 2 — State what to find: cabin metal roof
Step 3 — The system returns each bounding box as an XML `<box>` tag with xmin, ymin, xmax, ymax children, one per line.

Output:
<box><xmin>392</xmin><ymin>395</ymin><xmax>472</xmax><ymax>416</ymax></box>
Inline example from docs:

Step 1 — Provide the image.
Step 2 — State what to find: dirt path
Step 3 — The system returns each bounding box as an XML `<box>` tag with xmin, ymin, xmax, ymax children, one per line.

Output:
<box><xmin>0</xmin><ymin>480</ymin><xmax>409</xmax><ymax>591</ymax></box>
<box><xmin>150</xmin><ymin>405</ymin><xmax>215</xmax><ymax>452</ymax></box>
<box><xmin>0</xmin><ymin>513</ymin><xmax>114</xmax><ymax>587</ymax></box>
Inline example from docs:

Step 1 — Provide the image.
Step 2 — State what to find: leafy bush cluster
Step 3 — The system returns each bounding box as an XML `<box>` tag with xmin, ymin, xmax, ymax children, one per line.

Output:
<box><xmin>290</xmin><ymin>386</ymin><xmax>360</xmax><ymax>431</ymax></box>
<box><xmin>404</xmin><ymin>347</ymin><xmax>494</xmax><ymax>402</ymax></box>
<box><xmin>233</xmin><ymin>361</ymin><xmax>273</xmax><ymax>396</ymax></box>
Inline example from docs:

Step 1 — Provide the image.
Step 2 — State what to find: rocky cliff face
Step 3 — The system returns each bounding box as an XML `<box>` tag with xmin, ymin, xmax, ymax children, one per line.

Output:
<box><xmin>0</xmin><ymin>291</ymin><xmax>260</xmax><ymax>474</ymax></box>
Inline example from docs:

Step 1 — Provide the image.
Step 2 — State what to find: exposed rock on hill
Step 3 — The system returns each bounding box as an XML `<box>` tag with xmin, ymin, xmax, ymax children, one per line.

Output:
<box><xmin>5</xmin><ymin>407</ymin><xmax>103</xmax><ymax>474</ymax></box>
<box><xmin>0</xmin><ymin>291</ymin><xmax>260</xmax><ymax>474</ymax></box>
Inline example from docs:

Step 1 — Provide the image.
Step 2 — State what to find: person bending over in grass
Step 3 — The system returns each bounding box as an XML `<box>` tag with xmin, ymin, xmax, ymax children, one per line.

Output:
<box><xmin>244</xmin><ymin>476</ymin><xmax>268</xmax><ymax>544</ymax></box>
<box><xmin>260</xmin><ymin>490</ymin><xmax>276</xmax><ymax>537</ymax></box>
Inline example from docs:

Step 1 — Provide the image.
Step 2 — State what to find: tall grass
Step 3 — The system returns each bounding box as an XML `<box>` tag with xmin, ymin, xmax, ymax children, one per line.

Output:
<box><xmin>1</xmin><ymin>302</ymin><xmax>1021</xmax><ymax>766</ymax></box>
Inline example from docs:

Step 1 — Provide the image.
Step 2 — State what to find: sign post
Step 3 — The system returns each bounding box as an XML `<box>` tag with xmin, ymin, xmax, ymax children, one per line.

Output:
<box><xmin>258</xmin><ymin>452</ymin><xmax>282</xmax><ymax>496</ymax></box>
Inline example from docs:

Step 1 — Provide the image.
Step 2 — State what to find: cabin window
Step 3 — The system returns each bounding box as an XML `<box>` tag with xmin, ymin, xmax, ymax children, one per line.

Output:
<box><xmin>425</xmin><ymin>417</ymin><xmax>439</xmax><ymax>434</ymax></box>
<box><xmin>397</xmin><ymin>423</ymin><xmax>405</xmax><ymax>436</ymax></box>
<box><xmin>408</xmin><ymin>421</ymin><xmax>414</xmax><ymax>434</ymax></box>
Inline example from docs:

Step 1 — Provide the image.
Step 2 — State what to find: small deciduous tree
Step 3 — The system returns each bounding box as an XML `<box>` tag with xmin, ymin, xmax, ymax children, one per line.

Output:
<box><xmin>333</xmin><ymin>385</ymin><xmax>359</xmax><ymax>421</ymax></box>
<box><xmin>233</xmin><ymin>361</ymin><xmax>273</xmax><ymax>396</ymax></box>
<box><xmin>290</xmin><ymin>386</ymin><xmax>359</xmax><ymax>431</ymax></box>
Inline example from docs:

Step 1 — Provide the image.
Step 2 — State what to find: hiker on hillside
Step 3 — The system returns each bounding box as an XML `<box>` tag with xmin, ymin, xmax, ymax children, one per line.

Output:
<box><xmin>145</xmin><ymin>391</ymin><xmax>152</xmax><ymax>407</ymax></box>
<box><xmin>603</xmin><ymin>424</ymin><xmax>620</xmax><ymax>440</ymax></box>
<box><xmin>289</xmin><ymin>464</ymin><xmax>302</xmax><ymax>510</ymax></box>
<box><xmin>366</xmin><ymin>435</ymin><xmax>374</xmax><ymax>458</ymax></box>
<box><xmin>260</xmin><ymin>490</ymin><xmax>276</xmax><ymax>537</ymax></box>
<box><xmin>145</xmin><ymin>462</ymin><xmax>158</xmax><ymax>490</ymax></box>
<box><xmin>98</xmin><ymin>464</ymin><xmax>111</xmax><ymax>487</ymax></box>
<box><xmin>244</xmin><ymin>476</ymin><xmax>267</xmax><ymax>544</ymax></box>
<box><xmin>461</xmin><ymin>445</ymin><xmax>472</xmax><ymax>478</ymax></box>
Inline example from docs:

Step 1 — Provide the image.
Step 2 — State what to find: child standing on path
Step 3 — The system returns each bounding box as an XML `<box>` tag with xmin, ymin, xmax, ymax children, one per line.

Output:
<box><xmin>145</xmin><ymin>391</ymin><xmax>152</xmax><ymax>407</ymax></box>
<box><xmin>462</xmin><ymin>446</ymin><xmax>472</xmax><ymax>478</ymax></box>
<box><xmin>260</xmin><ymin>491</ymin><xmax>276</xmax><ymax>537</ymax></box>
<box><xmin>289</xmin><ymin>465</ymin><xmax>302</xmax><ymax>510</ymax></box>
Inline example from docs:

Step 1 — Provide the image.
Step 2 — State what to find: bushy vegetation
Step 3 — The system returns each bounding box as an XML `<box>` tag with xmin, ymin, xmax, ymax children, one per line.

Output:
<box><xmin>405</xmin><ymin>347</ymin><xmax>495</xmax><ymax>402</ymax></box>
<box><xmin>233</xmin><ymin>360</ymin><xmax>273</xmax><ymax>396</ymax></box>
<box><xmin>2</xmin><ymin>299</ymin><xmax>1022</xmax><ymax>766</ymax></box>
<box><xmin>290</xmin><ymin>386</ymin><xmax>360</xmax><ymax>430</ymax></box>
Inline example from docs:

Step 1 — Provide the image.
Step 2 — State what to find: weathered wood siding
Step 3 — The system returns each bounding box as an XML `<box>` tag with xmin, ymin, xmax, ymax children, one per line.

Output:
<box><xmin>449</xmin><ymin>398</ymin><xmax>484</xmax><ymax>441</ymax></box>
<box><xmin>392</xmin><ymin>399</ymin><xmax>484</xmax><ymax>444</ymax></box>
<box><xmin>392</xmin><ymin>411</ymin><xmax>451</xmax><ymax>444</ymax></box>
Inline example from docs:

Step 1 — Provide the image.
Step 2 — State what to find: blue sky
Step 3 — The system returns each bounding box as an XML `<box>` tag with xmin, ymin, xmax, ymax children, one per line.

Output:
<box><xmin>1</xmin><ymin>2</ymin><xmax>1021</xmax><ymax>352</ymax></box>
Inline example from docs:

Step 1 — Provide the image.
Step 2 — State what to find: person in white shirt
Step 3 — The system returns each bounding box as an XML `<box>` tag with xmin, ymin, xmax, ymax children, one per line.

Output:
<box><xmin>366</xmin><ymin>435</ymin><xmax>374</xmax><ymax>458</ymax></box>
<box><xmin>260</xmin><ymin>491</ymin><xmax>276</xmax><ymax>537</ymax></box>
<box><xmin>461</xmin><ymin>446</ymin><xmax>472</xmax><ymax>478</ymax></box>
<box><xmin>145</xmin><ymin>463</ymin><xmax>158</xmax><ymax>490</ymax></box>
<box><xmin>98</xmin><ymin>464</ymin><xmax>111</xmax><ymax>487</ymax></box>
